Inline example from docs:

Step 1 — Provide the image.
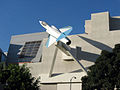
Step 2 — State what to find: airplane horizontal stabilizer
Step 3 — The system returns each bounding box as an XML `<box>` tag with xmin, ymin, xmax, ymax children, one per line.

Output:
<box><xmin>59</xmin><ymin>26</ymin><xmax>72</xmax><ymax>34</ymax></box>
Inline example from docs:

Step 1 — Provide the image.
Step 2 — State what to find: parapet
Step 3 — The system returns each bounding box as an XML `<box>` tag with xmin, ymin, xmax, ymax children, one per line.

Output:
<box><xmin>84</xmin><ymin>12</ymin><xmax>120</xmax><ymax>36</ymax></box>
<box><xmin>85</xmin><ymin>12</ymin><xmax>110</xmax><ymax>35</ymax></box>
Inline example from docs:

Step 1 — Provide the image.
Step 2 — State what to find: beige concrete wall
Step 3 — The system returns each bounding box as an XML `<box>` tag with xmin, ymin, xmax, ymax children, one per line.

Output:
<box><xmin>57</xmin><ymin>83</ymin><xmax>82</xmax><ymax>90</ymax></box>
<box><xmin>41</xmin><ymin>84</ymin><xmax>57</xmax><ymax>90</ymax></box>
<box><xmin>85</xmin><ymin>20</ymin><xmax>91</xmax><ymax>34</ymax></box>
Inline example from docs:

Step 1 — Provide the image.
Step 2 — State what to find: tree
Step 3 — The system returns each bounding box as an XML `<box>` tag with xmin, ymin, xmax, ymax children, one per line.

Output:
<box><xmin>0</xmin><ymin>64</ymin><xmax>40</xmax><ymax>90</ymax></box>
<box><xmin>81</xmin><ymin>44</ymin><xmax>120</xmax><ymax>90</ymax></box>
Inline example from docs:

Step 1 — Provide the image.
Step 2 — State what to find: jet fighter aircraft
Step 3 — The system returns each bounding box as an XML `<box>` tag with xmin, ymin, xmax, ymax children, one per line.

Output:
<box><xmin>39</xmin><ymin>21</ymin><xmax>72</xmax><ymax>47</ymax></box>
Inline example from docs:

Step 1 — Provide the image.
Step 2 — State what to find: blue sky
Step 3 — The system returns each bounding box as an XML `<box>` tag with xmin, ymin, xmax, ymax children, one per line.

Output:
<box><xmin>0</xmin><ymin>0</ymin><xmax>120</xmax><ymax>52</ymax></box>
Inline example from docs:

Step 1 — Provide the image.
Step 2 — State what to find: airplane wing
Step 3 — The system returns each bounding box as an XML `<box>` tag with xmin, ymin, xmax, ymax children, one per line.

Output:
<box><xmin>56</xmin><ymin>26</ymin><xmax>72</xmax><ymax>42</ymax></box>
<box><xmin>46</xmin><ymin>35</ymin><xmax>56</xmax><ymax>47</ymax></box>
<box><xmin>59</xmin><ymin>26</ymin><xmax>72</xmax><ymax>35</ymax></box>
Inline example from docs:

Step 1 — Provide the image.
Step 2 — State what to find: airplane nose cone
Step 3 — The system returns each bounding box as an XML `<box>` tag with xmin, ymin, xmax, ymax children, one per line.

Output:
<box><xmin>40</xmin><ymin>21</ymin><xmax>48</xmax><ymax>26</ymax></box>
<box><xmin>39</xmin><ymin>21</ymin><xmax>42</xmax><ymax>25</ymax></box>
<box><xmin>66</xmin><ymin>40</ymin><xmax>71</xmax><ymax>45</ymax></box>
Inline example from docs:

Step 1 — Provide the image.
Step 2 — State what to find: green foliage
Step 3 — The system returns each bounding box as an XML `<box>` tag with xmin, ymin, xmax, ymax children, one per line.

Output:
<box><xmin>0</xmin><ymin>64</ymin><xmax>40</xmax><ymax>90</ymax></box>
<box><xmin>82</xmin><ymin>44</ymin><xmax>120</xmax><ymax>90</ymax></box>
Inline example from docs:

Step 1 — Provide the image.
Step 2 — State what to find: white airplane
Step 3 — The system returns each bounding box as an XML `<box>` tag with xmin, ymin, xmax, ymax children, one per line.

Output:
<box><xmin>39</xmin><ymin>21</ymin><xmax>72</xmax><ymax>47</ymax></box>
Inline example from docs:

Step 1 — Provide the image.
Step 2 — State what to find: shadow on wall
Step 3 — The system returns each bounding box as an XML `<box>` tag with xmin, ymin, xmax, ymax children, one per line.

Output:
<box><xmin>70</xmin><ymin>47</ymin><xmax>99</xmax><ymax>62</ymax></box>
<box><xmin>78</xmin><ymin>36</ymin><xmax>112</xmax><ymax>52</ymax></box>
<box><xmin>7</xmin><ymin>44</ymin><xmax>41</xmax><ymax>63</ymax></box>
<box><xmin>70</xmin><ymin>35</ymin><xmax>113</xmax><ymax>62</ymax></box>
<box><xmin>77</xmin><ymin>47</ymin><xmax>100</xmax><ymax>62</ymax></box>
<box><xmin>70</xmin><ymin>66</ymin><xmax>90</xmax><ymax>73</ymax></box>
<box><xmin>109</xmin><ymin>17</ymin><xmax>120</xmax><ymax>31</ymax></box>
<box><xmin>61</xmin><ymin>36</ymin><xmax>113</xmax><ymax>74</ymax></box>
<box><xmin>7</xmin><ymin>44</ymin><xmax>23</xmax><ymax>63</ymax></box>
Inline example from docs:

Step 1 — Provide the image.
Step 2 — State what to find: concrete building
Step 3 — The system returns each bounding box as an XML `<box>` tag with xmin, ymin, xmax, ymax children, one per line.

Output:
<box><xmin>7</xmin><ymin>12</ymin><xmax>120</xmax><ymax>90</ymax></box>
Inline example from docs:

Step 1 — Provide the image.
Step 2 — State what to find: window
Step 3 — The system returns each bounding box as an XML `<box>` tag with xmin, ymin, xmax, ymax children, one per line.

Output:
<box><xmin>18</xmin><ymin>41</ymin><xmax>41</xmax><ymax>62</ymax></box>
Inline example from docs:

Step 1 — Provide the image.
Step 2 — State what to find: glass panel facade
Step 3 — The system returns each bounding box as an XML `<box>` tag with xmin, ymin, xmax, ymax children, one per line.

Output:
<box><xmin>18</xmin><ymin>41</ymin><xmax>41</xmax><ymax>62</ymax></box>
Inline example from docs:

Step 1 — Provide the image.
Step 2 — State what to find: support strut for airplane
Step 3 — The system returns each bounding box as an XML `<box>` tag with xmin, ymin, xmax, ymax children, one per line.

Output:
<box><xmin>49</xmin><ymin>41</ymin><xmax>87</xmax><ymax>77</ymax></box>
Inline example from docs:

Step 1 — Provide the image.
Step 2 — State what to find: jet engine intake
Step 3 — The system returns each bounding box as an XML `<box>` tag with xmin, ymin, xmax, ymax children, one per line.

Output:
<box><xmin>66</xmin><ymin>40</ymin><xmax>71</xmax><ymax>45</ymax></box>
